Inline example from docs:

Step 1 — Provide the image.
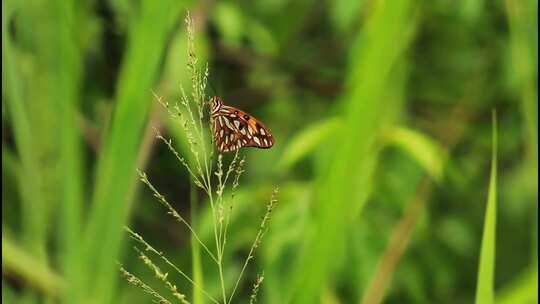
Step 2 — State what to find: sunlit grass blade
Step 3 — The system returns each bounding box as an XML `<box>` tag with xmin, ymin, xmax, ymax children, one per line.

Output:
<box><xmin>2</xmin><ymin>3</ymin><xmax>53</xmax><ymax>299</ymax></box>
<box><xmin>4</xmin><ymin>2</ymin><xmax>86</xmax><ymax>302</ymax></box>
<box><xmin>383</xmin><ymin>127</ymin><xmax>448</xmax><ymax>183</ymax></box>
<box><xmin>289</xmin><ymin>1</ymin><xmax>418</xmax><ymax>302</ymax></box>
<box><xmin>191</xmin><ymin>183</ymin><xmax>204</xmax><ymax>304</ymax></box>
<box><xmin>504</xmin><ymin>0</ymin><xmax>538</xmax><ymax>193</ymax></box>
<box><xmin>475</xmin><ymin>111</ymin><xmax>498</xmax><ymax>304</ymax></box>
<box><xmin>2</xmin><ymin>235</ymin><xmax>63</xmax><ymax>297</ymax></box>
<box><xmin>497</xmin><ymin>266</ymin><xmax>538</xmax><ymax>304</ymax></box>
<box><xmin>2</xmin><ymin>0</ymin><xmax>47</xmax><ymax>261</ymax></box>
<box><xmin>38</xmin><ymin>1</ymin><xmax>86</xmax><ymax>302</ymax></box>
<box><xmin>277</xmin><ymin>117</ymin><xmax>340</xmax><ymax>172</ymax></box>
<box><xmin>504</xmin><ymin>0</ymin><xmax>538</xmax><ymax>272</ymax></box>
<box><xmin>360</xmin><ymin>104</ymin><xmax>472</xmax><ymax>304</ymax></box>
<box><xmin>82</xmin><ymin>2</ymin><xmax>185</xmax><ymax>303</ymax></box>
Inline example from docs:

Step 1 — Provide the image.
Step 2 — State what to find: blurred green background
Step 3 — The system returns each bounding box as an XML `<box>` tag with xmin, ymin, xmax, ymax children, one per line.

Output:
<box><xmin>2</xmin><ymin>0</ymin><xmax>538</xmax><ymax>303</ymax></box>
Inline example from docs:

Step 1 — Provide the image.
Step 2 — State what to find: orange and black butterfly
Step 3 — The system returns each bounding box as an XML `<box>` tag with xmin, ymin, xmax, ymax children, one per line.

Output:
<box><xmin>209</xmin><ymin>96</ymin><xmax>274</xmax><ymax>153</ymax></box>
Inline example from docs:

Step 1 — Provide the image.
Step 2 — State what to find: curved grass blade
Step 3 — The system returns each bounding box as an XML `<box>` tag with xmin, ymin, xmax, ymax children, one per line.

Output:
<box><xmin>475</xmin><ymin>110</ymin><xmax>498</xmax><ymax>304</ymax></box>
<box><xmin>82</xmin><ymin>2</ymin><xmax>185</xmax><ymax>303</ymax></box>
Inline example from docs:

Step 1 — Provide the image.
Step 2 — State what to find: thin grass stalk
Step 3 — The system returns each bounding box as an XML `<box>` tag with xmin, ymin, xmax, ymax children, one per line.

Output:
<box><xmin>474</xmin><ymin>111</ymin><xmax>498</xmax><ymax>304</ymax></box>
<box><xmin>119</xmin><ymin>266</ymin><xmax>172</xmax><ymax>304</ymax></box>
<box><xmin>229</xmin><ymin>188</ymin><xmax>279</xmax><ymax>304</ymax></box>
<box><xmin>249</xmin><ymin>273</ymin><xmax>265</xmax><ymax>304</ymax></box>
<box><xmin>184</xmin><ymin>12</ymin><xmax>231</xmax><ymax>303</ymax></box>
<box><xmin>125</xmin><ymin>227</ymin><xmax>219</xmax><ymax>304</ymax></box>
<box><xmin>152</xmin><ymin>94</ymin><xmax>206</xmax><ymax>189</ymax></box>
<box><xmin>134</xmin><ymin>172</ymin><xmax>217</xmax><ymax>263</ymax></box>
<box><xmin>221</xmin><ymin>156</ymin><xmax>246</xmax><ymax>255</ymax></box>
<box><xmin>126</xmin><ymin>11</ymin><xmax>277</xmax><ymax>304</ymax></box>
<box><xmin>134</xmin><ymin>247</ymin><xmax>190</xmax><ymax>304</ymax></box>
<box><xmin>191</xmin><ymin>182</ymin><xmax>204</xmax><ymax>304</ymax></box>
<box><xmin>215</xmin><ymin>151</ymin><xmax>240</xmax><ymax>254</ymax></box>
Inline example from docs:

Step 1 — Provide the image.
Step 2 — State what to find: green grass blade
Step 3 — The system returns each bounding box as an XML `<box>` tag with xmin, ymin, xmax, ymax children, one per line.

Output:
<box><xmin>191</xmin><ymin>182</ymin><xmax>204</xmax><ymax>304</ymax></box>
<box><xmin>82</xmin><ymin>2</ymin><xmax>185</xmax><ymax>303</ymax></box>
<box><xmin>2</xmin><ymin>5</ymin><xmax>47</xmax><ymax>303</ymax></box>
<box><xmin>2</xmin><ymin>235</ymin><xmax>63</xmax><ymax>298</ymax></box>
<box><xmin>504</xmin><ymin>0</ymin><xmax>538</xmax><ymax>194</ymax></box>
<box><xmin>37</xmin><ymin>2</ymin><xmax>86</xmax><ymax>302</ymax></box>
<box><xmin>475</xmin><ymin>111</ymin><xmax>498</xmax><ymax>304</ymax></box>
<box><xmin>3</xmin><ymin>4</ymin><xmax>85</xmax><ymax>296</ymax></box>
<box><xmin>383</xmin><ymin>127</ymin><xmax>448</xmax><ymax>183</ymax></box>
<box><xmin>497</xmin><ymin>266</ymin><xmax>538</xmax><ymax>304</ymax></box>
<box><xmin>276</xmin><ymin>117</ymin><xmax>340</xmax><ymax>172</ymax></box>
<box><xmin>159</xmin><ymin>27</ymin><xmax>210</xmax><ymax>300</ymax></box>
<box><xmin>2</xmin><ymin>0</ymin><xmax>48</xmax><ymax>262</ymax></box>
<box><xmin>289</xmin><ymin>1</ymin><xmax>418</xmax><ymax>302</ymax></box>
<box><xmin>504</xmin><ymin>0</ymin><xmax>538</xmax><ymax>271</ymax></box>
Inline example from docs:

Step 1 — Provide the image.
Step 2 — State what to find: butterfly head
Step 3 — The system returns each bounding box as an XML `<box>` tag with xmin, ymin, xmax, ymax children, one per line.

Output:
<box><xmin>209</xmin><ymin>96</ymin><xmax>223</xmax><ymax>115</ymax></box>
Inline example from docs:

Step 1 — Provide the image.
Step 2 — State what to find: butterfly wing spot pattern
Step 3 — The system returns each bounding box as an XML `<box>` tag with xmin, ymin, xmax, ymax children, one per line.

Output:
<box><xmin>210</xmin><ymin>96</ymin><xmax>274</xmax><ymax>153</ymax></box>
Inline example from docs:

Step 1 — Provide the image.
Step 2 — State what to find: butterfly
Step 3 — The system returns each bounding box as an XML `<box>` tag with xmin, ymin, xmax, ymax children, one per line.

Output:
<box><xmin>209</xmin><ymin>96</ymin><xmax>274</xmax><ymax>153</ymax></box>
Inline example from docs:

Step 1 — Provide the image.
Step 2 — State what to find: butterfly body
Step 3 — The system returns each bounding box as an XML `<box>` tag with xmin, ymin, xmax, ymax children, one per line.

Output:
<box><xmin>209</xmin><ymin>96</ymin><xmax>274</xmax><ymax>153</ymax></box>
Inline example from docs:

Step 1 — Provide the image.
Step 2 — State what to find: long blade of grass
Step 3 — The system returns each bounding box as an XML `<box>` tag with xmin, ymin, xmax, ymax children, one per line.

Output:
<box><xmin>3</xmin><ymin>2</ymin><xmax>54</xmax><ymax>299</ymax></box>
<box><xmin>2</xmin><ymin>0</ymin><xmax>47</xmax><ymax>262</ymax></box>
<box><xmin>360</xmin><ymin>178</ymin><xmax>431</xmax><ymax>304</ymax></box>
<box><xmin>2</xmin><ymin>235</ymin><xmax>63</xmax><ymax>298</ymax></box>
<box><xmin>276</xmin><ymin>117</ymin><xmax>341</xmax><ymax>172</ymax></box>
<box><xmin>504</xmin><ymin>0</ymin><xmax>538</xmax><ymax>271</ymax></box>
<box><xmin>4</xmin><ymin>3</ymin><xmax>85</xmax><ymax>303</ymax></box>
<box><xmin>2</xmin><ymin>3</ymin><xmax>54</xmax><ymax>301</ymax></box>
<box><xmin>82</xmin><ymin>2</ymin><xmax>184</xmax><ymax>303</ymax></box>
<box><xmin>475</xmin><ymin>111</ymin><xmax>498</xmax><ymax>304</ymax></box>
<box><xmin>161</xmin><ymin>20</ymin><xmax>211</xmax><ymax>303</ymax></box>
<box><xmin>504</xmin><ymin>0</ymin><xmax>538</xmax><ymax>194</ymax></box>
<box><xmin>497</xmin><ymin>266</ymin><xmax>538</xmax><ymax>304</ymax></box>
<box><xmin>360</xmin><ymin>104</ymin><xmax>473</xmax><ymax>304</ymax></box>
<box><xmin>289</xmin><ymin>1</ymin><xmax>418</xmax><ymax>302</ymax></box>
<box><xmin>383</xmin><ymin>127</ymin><xmax>448</xmax><ymax>183</ymax></box>
<box><xmin>38</xmin><ymin>2</ymin><xmax>86</xmax><ymax>302</ymax></box>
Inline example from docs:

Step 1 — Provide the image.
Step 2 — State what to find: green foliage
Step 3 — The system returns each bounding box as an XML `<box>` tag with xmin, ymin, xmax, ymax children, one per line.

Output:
<box><xmin>277</xmin><ymin>117</ymin><xmax>340</xmax><ymax>171</ymax></box>
<box><xmin>383</xmin><ymin>127</ymin><xmax>447</xmax><ymax>183</ymax></box>
<box><xmin>475</xmin><ymin>112</ymin><xmax>498</xmax><ymax>304</ymax></box>
<box><xmin>2</xmin><ymin>235</ymin><xmax>62</xmax><ymax>297</ymax></box>
<box><xmin>289</xmin><ymin>1</ymin><xmax>417</xmax><ymax>302</ymax></box>
<box><xmin>82</xmin><ymin>2</ymin><xmax>186</xmax><ymax>303</ymax></box>
<box><xmin>2</xmin><ymin>0</ymin><xmax>537</xmax><ymax>303</ymax></box>
<box><xmin>497</xmin><ymin>266</ymin><xmax>538</xmax><ymax>304</ymax></box>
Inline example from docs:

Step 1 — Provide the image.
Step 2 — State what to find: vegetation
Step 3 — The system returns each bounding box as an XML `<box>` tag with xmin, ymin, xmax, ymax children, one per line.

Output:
<box><xmin>2</xmin><ymin>0</ymin><xmax>537</xmax><ymax>303</ymax></box>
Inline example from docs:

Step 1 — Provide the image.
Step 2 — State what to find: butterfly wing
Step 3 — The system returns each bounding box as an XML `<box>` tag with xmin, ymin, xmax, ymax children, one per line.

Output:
<box><xmin>213</xmin><ymin>115</ymin><xmax>245</xmax><ymax>153</ymax></box>
<box><xmin>235</xmin><ymin>110</ymin><xmax>274</xmax><ymax>149</ymax></box>
<box><xmin>212</xmin><ymin>106</ymin><xmax>274</xmax><ymax>153</ymax></box>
